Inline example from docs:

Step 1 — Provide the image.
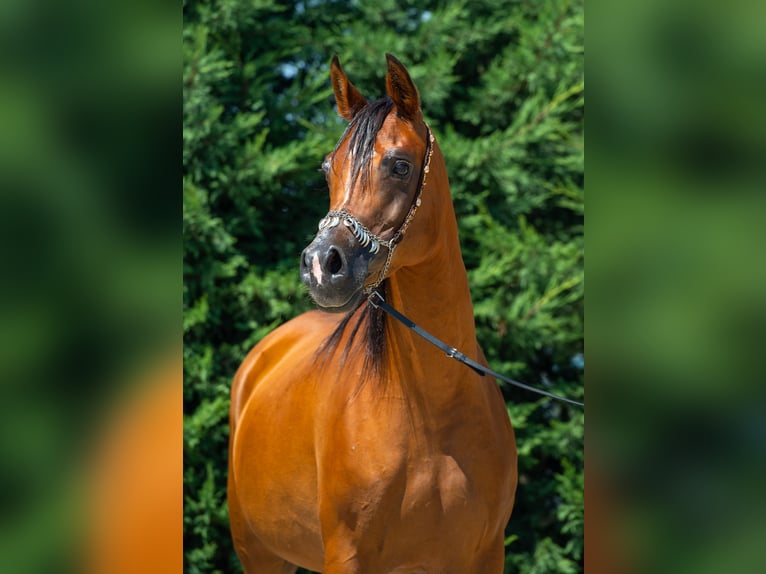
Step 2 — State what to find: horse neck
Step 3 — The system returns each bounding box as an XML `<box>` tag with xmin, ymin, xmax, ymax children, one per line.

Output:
<box><xmin>385</xmin><ymin>146</ymin><xmax>479</xmax><ymax>394</ymax></box>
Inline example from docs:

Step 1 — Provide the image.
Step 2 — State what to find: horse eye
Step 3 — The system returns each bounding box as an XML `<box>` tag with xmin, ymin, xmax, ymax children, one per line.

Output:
<box><xmin>392</xmin><ymin>160</ymin><xmax>410</xmax><ymax>177</ymax></box>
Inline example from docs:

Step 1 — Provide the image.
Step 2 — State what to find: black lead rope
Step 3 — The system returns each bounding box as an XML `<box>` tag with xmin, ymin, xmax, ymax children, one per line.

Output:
<box><xmin>368</xmin><ymin>291</ymin><xmax>585</xmax><ymax>409</ymax></box>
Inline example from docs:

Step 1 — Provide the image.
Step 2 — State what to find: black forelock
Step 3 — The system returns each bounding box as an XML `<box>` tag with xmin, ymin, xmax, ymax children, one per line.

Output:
<box><xmin>333</xmin><ymin>97</ymin><xmax>395</xmax><ymax>195</ymax></box>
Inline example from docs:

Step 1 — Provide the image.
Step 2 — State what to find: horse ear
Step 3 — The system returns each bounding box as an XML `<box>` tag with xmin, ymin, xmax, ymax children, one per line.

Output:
<box><xmin>385</xmin><ymin>53</ymin><xmax>421</xmax><ymax>121</ymax></box>
<box><xmin>330</xmin><ymin>55</ymin><xmax>367</xmax><ymax>121</ymax></box>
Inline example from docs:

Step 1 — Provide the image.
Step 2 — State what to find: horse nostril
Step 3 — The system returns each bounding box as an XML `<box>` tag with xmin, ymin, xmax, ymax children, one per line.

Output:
<box><xmin>326</xmin><ymin>246</ymin><xmax>343</xmax><ymax>275</ymax></box>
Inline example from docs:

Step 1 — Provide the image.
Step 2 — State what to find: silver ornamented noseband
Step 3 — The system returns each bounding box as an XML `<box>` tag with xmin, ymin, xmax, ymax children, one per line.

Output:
<box><xmin>318</xmin><ymin>210</ymin><xmax>390</xmax><ymax>255</ymax></box>
<box><xmin>316</xmin><ymin>125</ymin><xmax>435</xmax><ymax>294</ymax></box>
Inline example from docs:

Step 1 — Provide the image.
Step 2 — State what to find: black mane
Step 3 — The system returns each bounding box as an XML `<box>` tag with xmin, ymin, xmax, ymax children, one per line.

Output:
<box><xmin>316</xmin><ymin>281</ymin><xmax>388</xmax><ymax>389</ymax></box>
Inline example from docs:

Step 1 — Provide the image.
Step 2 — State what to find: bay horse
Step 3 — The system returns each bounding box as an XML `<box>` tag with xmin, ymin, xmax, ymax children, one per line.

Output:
<box><xmin>228</xmin><ymin>54</ymin><xmax>517</xmax><ymax>574</ymax></box>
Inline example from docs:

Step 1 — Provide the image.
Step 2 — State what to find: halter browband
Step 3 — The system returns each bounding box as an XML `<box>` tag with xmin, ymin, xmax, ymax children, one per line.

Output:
<box><xmin>316</xmin><ymin>125</ymin><xmax>435</xmax><ymax>294</ymax></box>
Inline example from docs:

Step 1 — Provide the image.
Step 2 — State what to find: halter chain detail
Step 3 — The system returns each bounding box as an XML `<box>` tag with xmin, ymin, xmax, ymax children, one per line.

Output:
<box><xmin>316</xmin><ymin>125</ymin><xmax>435</xmax><ymax>294</ymax></box>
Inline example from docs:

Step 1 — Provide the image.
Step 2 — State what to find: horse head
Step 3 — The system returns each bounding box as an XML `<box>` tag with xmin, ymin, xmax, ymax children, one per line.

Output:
<box><xmin>300</xmin><ymin>54</ymin><xmax>435</xmax><ymax>313</ymax></box>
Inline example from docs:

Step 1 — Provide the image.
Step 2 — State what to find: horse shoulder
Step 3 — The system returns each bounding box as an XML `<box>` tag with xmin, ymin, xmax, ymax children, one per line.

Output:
<box><xmin>230</xmin><ymin>309</ymin><xmax>339</xmax><ymax>425</ymax></box>
<box><xmin>229</xmin><ymin>310</ymin><xmax>341</xmax><ymax>569</ymax></box>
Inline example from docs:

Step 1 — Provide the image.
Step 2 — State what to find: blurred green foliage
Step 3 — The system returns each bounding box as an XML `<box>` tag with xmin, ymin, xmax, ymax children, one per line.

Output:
<box><xmin>0</xmin><ymin>0</ymin><xmax>179</xmax><ymax>572</ymax></box>
<box><xmin>183</xmin><ymin>1</ymin><xmax>583</xmax><ymax>572</ymax></box>
<box><xmin>588</xmin><ymin>1</ymin><xmax>766</xmax><ymax>573</ymax></box>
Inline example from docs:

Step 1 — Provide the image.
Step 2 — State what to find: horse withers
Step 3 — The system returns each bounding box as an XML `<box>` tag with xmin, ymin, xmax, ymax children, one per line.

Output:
<box><xmin>228</xmin><ymin>54</ymin><xmax>517</xmax><ymax>574</ymax></box>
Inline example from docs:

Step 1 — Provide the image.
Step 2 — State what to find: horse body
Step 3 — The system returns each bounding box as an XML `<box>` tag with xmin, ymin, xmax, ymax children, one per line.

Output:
<box><xmin>229</xmin><ymin>55</ymin><xmax>516</xmax><ymax>574</ymax></box>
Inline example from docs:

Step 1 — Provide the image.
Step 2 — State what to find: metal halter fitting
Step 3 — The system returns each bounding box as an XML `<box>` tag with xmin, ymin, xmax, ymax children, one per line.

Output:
<box><xmin>316</xmin><ymin>125</ymin><xmax>435</xmax><ymax>294</ymax></box>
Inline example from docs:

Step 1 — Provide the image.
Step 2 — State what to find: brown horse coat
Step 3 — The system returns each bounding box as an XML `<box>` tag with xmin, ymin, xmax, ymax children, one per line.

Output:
<box><xmin>228</xmin><ymin>54</ymin><xmax>516</xmax><ymax>574</ymax></box>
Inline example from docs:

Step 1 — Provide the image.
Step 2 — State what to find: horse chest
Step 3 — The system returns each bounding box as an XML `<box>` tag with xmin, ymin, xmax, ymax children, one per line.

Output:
<box><xmin>401</xmin><ymin>454</ymin><xmax>474</xmax><ymax>520</ymax></box>
<box><xmin>323</xmin><ymin>408</ymin><xmax>485</xmax><ymax>528</ymax></box>
<box><xmin>319</xmin><ymin>437</ymin><xmax>489</xmax><ymax>571</ymax></box>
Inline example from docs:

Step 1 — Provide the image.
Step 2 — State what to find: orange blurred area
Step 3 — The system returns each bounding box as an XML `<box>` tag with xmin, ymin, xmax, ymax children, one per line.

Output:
<box><xmin>87</xmin><ymin>356</ymin><xmax>182</xmax><ymax>574</ymax></box>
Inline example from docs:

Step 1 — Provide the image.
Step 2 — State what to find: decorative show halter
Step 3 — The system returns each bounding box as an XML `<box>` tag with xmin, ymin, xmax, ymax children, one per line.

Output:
<box><xmin>315</xmin><ymin>124</ymin><xmax>584</xmax><ymax>408</ymax></box>
<box><xmin>317</xmin><ymin>125</ymin><xmax>435</xmax><ymax>294</ymax></box>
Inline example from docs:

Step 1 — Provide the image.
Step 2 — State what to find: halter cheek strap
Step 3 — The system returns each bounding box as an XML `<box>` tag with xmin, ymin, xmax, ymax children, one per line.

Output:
<box><xmin>316</xmin><ymin>125</ymin><xmax>435</xmax><ymax>294</ymax></box>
